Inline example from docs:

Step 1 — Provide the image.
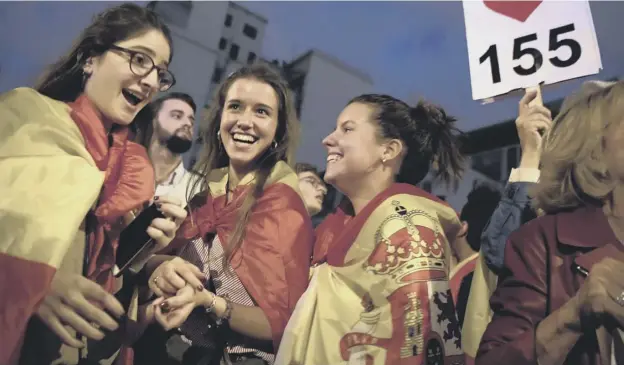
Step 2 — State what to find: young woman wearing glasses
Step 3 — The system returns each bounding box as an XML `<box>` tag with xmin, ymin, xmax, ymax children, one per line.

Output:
<box><xmin>0</xmin><ymin>4</ymin><xmax>187</xmax><ymax>364</ymax></box>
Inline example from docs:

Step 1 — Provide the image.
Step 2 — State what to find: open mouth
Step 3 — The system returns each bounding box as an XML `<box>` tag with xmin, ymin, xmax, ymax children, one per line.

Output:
<box><xmin>231</xmin><ymin>133</ymin><xmax>258</xmax><ymax>145</ymax></box>
<box><xmin>327</xmin><ymin>153</ymin><xmax>342</xmax><ymax>163</ymax></box>
<box><xmin>122</xmin><ymin>89</ymin><xmax>145</xmax><ymax>106</ymax></box>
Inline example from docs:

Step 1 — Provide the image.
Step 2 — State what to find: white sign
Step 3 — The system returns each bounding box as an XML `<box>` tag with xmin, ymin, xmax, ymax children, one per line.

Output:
<box><xmin>463</xmin><ymin>0</ymin><xmax>602</xmax><ymax>101</ymax></box>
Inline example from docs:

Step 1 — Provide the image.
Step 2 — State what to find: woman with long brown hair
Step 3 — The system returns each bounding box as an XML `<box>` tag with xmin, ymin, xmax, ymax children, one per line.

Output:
<box><xmin>0</xmin><ymin>4</ymin><xmax>187</xmax><ymax>364</ymax></box>
<box><xmin>136</xmin><ymin>63</ymin><xmax>314</xmax><ymax>365</ymax></box>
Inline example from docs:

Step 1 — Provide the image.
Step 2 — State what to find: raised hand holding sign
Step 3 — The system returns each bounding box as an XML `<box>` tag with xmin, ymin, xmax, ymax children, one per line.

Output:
<box><xmin>463</xmin><ymin>0</ymin><xmax>602</xmax><ymax>101</ymax></box>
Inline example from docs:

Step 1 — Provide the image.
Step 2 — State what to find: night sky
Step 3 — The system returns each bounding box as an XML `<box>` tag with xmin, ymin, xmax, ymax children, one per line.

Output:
<box><xmin>1</xmin><ymin>1</ymin><xmax>623</xmax><ymax>132</ymax></box>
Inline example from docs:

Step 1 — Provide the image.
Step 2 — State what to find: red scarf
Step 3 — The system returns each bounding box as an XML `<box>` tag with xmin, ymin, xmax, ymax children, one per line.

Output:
<box><xmin>68</xmin><ymin>94</ymin><xmax>155</xmax><ymax>293</ymax></box>
<box><xmin>168</xmin><ymin>178</ymin><xmax>314</xmax><ymax>350</ymax></box>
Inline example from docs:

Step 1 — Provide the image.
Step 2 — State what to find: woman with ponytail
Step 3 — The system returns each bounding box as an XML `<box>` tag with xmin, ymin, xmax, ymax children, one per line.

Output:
<box><xmin>277</xmin><ymin>94</ymin><xmax>466</xmax><ymax>365</ymax></box>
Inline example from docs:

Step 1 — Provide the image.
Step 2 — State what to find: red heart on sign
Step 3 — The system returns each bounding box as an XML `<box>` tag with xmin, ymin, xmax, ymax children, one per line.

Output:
<box><xmin>484</xmin><ymin>1</ymin><xmax>542</xmax><ymax>23</ymax></box>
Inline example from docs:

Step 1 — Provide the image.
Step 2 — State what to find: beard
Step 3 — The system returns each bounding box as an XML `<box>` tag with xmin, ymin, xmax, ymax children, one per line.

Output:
<box><xmin>166</xmin><ymin>134</ymin><xmax>193</xmax><ymax>154</ymax></box>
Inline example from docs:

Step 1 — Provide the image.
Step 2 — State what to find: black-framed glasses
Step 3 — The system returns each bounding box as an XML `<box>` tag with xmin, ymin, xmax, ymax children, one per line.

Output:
<box><xmin>109</xmin><ymin>45</ymin><xmax>176</xmax><ymax>92</ymax></box>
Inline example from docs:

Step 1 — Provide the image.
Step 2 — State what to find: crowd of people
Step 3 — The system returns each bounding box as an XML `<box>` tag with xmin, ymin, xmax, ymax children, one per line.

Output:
<box><xmin>1</xmin><ymin>3</ymin><xmax>624</xmax><ymax>365</ymax></box>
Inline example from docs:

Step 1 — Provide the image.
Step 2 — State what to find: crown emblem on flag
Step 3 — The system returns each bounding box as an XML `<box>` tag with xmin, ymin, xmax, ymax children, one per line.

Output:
<box><xmin>366</xmin><ymin>200</ymin><xmax>448</xmax><ymax>277</ymax></box>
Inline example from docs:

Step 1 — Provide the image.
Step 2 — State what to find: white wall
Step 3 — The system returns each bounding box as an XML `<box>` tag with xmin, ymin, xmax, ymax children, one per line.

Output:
<box><xmin>151</xmin><ymin>1</ymin><xmax>230</xmax><ymax>168</ymax></box>
<box><xmin>166</xmin><ymin>33</ymin><xmax>218</xmax><ymax>115</ymax></box>
<box><xmin>220</xmin><ymin>2</ymin><xmax>266</xmax><ymax>65</ymax></box>
<box><xmin>295</xmin><ymin>51</ymin><xmax>374</xmax><ymax>168</ymax></box>
<box><xmin>206</xmin><ymin>2</ymin><xmax>268</xmax><ymax>102</ymax></box>
<box><xmin>163</xmin><ymin>2</ymin><xmax>229</xmax><ymax>51</ymax></box>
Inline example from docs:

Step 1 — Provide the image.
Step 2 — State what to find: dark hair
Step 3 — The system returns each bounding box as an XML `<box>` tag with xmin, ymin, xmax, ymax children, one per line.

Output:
<box><xmin>460</xmin><ymin>184</ymin><xmax>502</xmax><ymax>251</ymax></box>
<box><xmin>348</xmin><ymin>94</ymin><xmax>465</xmax><ymax>188</ymax></box>
<box><xmin>295</xmin><ymin>162</ymin><xmax>320</xmax><ymax>176</ymax></box>
<box><xmin>190</xmin><ymin>62</ymin><xmax>300</xmax><ymax>265</ymax></box>
<box><xmin>36</xmin><ymin>3</ymin><xmax>172</xmax><ymax>102</ymax></box>
<box><xmin>134</xmin><ymin>92</ymin><xmax>197</xmax><ymax>148</ymax></box>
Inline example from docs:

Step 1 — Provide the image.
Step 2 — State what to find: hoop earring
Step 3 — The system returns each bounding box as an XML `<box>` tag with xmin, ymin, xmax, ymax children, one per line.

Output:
<box><xmin>217</xmin><ymin>131</ymin><xmax>221</xmax><ymax>140</ymax></box>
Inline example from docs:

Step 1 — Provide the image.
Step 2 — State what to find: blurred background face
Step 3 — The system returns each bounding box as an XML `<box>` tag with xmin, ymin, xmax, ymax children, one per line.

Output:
<box><xmin>219</xmin><ymin>78</ymin><xmax>279</xmax><ymax>174</ymax></box>
<box><xmin>83</xmin><ymin>29</ymin><xmax>171</xmax><ymax>126</ymax></box>
<box><xmin>298</xmin><ymin>171</ymin><xmax>327</xmax><ymax>215</ymax></box>
<box><xmin>322</xmin><ymin>102</ymin><xmax>385</xmax><ymax>191</ymax></box>
<box><xmin>155</xmin><ymin>98</ymin><xmax>195</xmax><ymax>154</ymax></box>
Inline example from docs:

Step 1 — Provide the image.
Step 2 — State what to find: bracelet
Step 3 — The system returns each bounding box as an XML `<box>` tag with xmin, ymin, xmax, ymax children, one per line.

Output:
<box><xmin>204</xmin><ymin>293</ymin><xmax>218</xmax><ymax>314</ymax></box>
<box><xmin>216</xmin><ymin>297</ymin><xmax>233</xmax><ymax>326</ymax></box>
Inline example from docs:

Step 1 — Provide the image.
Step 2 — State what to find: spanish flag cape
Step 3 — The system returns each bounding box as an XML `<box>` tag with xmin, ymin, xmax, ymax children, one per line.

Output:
<box><xmin>168</xmin><ymin>160</ymin><xmax>315</xmax><ymax>351</ymax></box>
<box><xmin>461</xmin><ymin>253</ymin><xmax>498</xmax><ymax>365</ymax></box>
<box><xmin>276</xmin><ymin>183</ymin><xmax>465</xmax><ymax>365</ymax></box>
<box><xmin>448</xmin><ymin>252</ymin><xmax>479</xmax><ymax>307</ymax></box>
<box><xmin>0</xmin><ymin>88</ymin><xmax>154</xmax><ymax>364</ymax></box>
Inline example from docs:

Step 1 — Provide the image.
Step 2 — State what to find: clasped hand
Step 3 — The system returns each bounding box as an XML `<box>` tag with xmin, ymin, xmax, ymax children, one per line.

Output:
<box><xmin>147</xmin><ymin>257</ymin><xmax>214</xmax><ymax>330</ymax></box>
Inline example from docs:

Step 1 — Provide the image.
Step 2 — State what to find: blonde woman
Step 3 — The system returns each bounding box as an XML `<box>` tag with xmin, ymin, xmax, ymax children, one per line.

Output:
<box><xmin>477</xmin><ymin>81</ymin><xmax>624</xmax><ymax>365</ymax></box>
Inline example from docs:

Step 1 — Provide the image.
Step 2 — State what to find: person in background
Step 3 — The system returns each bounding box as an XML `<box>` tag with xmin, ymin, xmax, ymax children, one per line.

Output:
<box><xmin>277</xmin><ymin>95</ymin><xmax>466</xmax><ymax>365</ymax></box>
<box><xmin>134</xmin><ymin>94</ymin><xmax>197</xmax><ymax>251</ymax></box>
<box><xmin>135</xmin><ymin>63</ymin><xmax>314</xmax><ymax>365</ymax></box>
<box><xmin>477</xmin><ymin>80</ymin><xmax>624</xmax><ymax>365</ymax></box>
<box><xmin>449</xmin><ymin>184</ymin><xmax>501</xmax><ymax>328</ymax></box>
<box><xmin>461</xmin><ymin>88</ymin><xmax>551</xmax><ymax>364</ymax></box>
<box><xmin>135</xmin><ymin>92</ymin><xmax>198</xmax><ymax>204</ymax></box>
<box><xmin>0</xmin><ymin>4</ymin><xmax>187</xmax><ymax>364</ymax></box>
<box><xmin>295</xmin><ymin>162</ymin><xmax>328</xmax><ymax>216</ymax></box>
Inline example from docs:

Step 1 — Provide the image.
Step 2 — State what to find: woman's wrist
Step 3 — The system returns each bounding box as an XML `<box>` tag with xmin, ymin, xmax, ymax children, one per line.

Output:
<box><xmin>197</xmin><ymin>290</ymin><xmax>216</xmax><ymax>309</ymax></box>
<box><xmin>213</xmin><ymin>296</ymin><xmax>228</xmax><ymax>318</ymax></box>
<box><xmin>197</xmin><ymin>291</ymin><xmax>230</xmax><ymax>320</ymax></box>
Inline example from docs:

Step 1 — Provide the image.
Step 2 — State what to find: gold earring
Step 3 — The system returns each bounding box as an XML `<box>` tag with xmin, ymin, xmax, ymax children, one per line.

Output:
<box><xmin>382</xmin><ymin>157</ymin><xmax>387</xmax><ymax>164</ymax></box>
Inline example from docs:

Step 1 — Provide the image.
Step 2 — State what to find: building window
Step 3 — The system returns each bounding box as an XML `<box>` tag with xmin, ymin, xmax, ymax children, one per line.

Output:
<box><xmin>224</xmin><ymin>14</ymin><xmax>232</xmax><ymax>27</ymax></box>
<box><xmin>212</xmin><ymin>67</ymin><xmax>223</xmax><ymax>83</ymax></box>
<box><xmin>147</xmin><ymin>1</ymin><xmax>193</xmax><ymax>28</ymax></box>
<box><xmin>243</xmin><ymin>24</ymin><xmax>257</xmax><ymax>40</ymax></box>
<box><xmin>218</xmin><ymin>38</ymin><xmax>227</xmax><ymax>50</ymax></box>
<box><xmin>247</xmin><ymin>52</ymin><xmax>256</xmax><ymax>64</ymax></box>
<box><xmin>229</xmin><ymin>44</ymin><xmax>239</xmax><ymax>61</ymax></box>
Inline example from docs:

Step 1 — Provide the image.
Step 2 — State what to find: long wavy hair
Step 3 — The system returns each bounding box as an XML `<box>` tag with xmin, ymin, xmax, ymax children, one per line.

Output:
<box><xmin>532</xmin><ymin>81</ymin><xmax>624</xmax><ymax>214</ymax></box>
<box><xmin>189</xmin><ymin>62</ymin><xmax>300</xmax><ymax>265</ymax></box>
<box><xmin>36</xmin><ymin>3</ymin><xmax>172</xmax><ymax>102</ymax></box>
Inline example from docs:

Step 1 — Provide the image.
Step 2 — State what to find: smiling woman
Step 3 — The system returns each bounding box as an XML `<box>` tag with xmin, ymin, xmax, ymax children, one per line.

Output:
<box><xmin>0</xmin><ymin>4</ymin><xmax>186</xmax><ymax>365</ymax></box>
<box><xmin>136</xmin><ymin>63</ymin><xmax>314</xmax><ymax>365</ymax></box>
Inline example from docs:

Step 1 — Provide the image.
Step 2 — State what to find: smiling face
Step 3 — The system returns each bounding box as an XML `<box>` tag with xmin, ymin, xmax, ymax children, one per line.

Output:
<box><xmin>83</xmin><ymin>28</ymin><xmax>171</xmax><ymax>125</ymax></box>
<box><xmin>219</xmin><ymin>77</ymin><xmax>279</xmax><ymax>176</ymax></box>
<box><xmin>322</xmin><ymin>102</ymin><xmax>386</xmax><ymax>190</ymax></box>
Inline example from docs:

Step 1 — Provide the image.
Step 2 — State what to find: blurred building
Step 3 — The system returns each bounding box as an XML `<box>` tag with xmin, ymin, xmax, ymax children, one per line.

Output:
<box><xmin>147</xmin><ymin>1</ymin><xmax>268</xmax><ymax>167</ymax></box>
<box><xmin>285</xmin><ymin>49</ymin><xmax>374</xmax><ymax>167</ymax></box>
